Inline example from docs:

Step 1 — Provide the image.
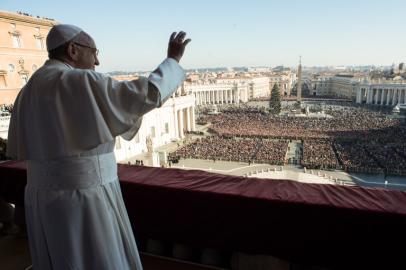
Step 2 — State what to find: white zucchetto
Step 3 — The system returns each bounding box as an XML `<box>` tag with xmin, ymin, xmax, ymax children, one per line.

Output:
<box><xmin>46</xmin><ymin>24</ymin><xmax>83</xmax><ymax>51</ymax></box>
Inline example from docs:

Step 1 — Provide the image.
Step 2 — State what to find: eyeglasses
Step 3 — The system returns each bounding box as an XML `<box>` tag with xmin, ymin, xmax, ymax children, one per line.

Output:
<box><xmin>74</xmin><ymin>42</ymin><xmax>99</xmax><ymax>56</ymax></box>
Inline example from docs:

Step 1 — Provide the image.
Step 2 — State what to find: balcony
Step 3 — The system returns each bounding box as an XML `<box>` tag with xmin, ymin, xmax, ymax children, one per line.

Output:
<box><xmin>1</xmin><ymin>161</ymin><xmax>406</xmax><ymax>269</ymax></box>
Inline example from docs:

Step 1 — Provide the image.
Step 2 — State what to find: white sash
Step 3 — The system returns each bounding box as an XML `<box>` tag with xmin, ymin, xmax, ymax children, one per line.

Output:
<box><xmin>26</xmin><ymin>152</ymin><xmax>117</xmax><ymax>190</ymax></box>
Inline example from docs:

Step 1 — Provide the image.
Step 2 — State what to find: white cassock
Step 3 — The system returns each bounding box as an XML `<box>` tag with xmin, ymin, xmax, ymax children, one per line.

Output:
<box><xmin>7</xmin><ymin>58</ymin><xmax>185</xmax><ymax>270</ymax></box>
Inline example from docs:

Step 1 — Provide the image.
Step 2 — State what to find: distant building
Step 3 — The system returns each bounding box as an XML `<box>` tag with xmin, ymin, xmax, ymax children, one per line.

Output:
<box><xmin>111</xmin><ymin>77</ymin><xmax>196</xmax><ymax>162</ymax></box>
<box><xmin>268</xmin><ymin>73</ymin><xmax>294</xmax><ymax>96</ymax></box>
<box><xmin>0</xmin><ymin>10</ymin><xmax>57</xmax><ymax>104</ymax></box>
<box><xmin>184</xmin><ymin>81</ymin><xmax>249</xmax><ymax>105</ymax></box>
<box><xmin>315</xmin><ymin>75</ymin><xmax>359</xmax><ymax>100</ymax></box>
<box><xmin>356</xmin><ymin>79</ymin><xmax>406</xmax><ymax>105</ymax></box>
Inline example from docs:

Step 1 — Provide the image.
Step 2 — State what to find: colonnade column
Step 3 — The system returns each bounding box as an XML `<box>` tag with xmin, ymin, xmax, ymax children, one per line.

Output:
<box><xmin>174</xmin><ymin>108</ymin><xmax>179</xmax><ymax>139</ymax></box>
<box><xmin>386</xmin><ymin>89</ymin><xmax>391</xmax><ymax>105</ymax></box>
<box><xmin>403</xmin><ymin>89</ymin><xmax>406</xmax><ymax>104</ymax></box>
<box><xmin>380</xmin><ymin>89</ymin><xmax>385</xmax><ymax>105</ymax></box>
<box><xmin>178</xmin><ymin>110</ymin><xmax>184</xmax><ymax>138</ymax></box>
<box><xmin>185</xmin><ymin>107</ymin><xmax>191</xmax><ymax>132</ymax></box>
<box><xmin>191</xmin><ymin>106</ymin><xmax>196</xmax><ymax>131</ymax></box>
<box><xmin>392</xmin><ymin>89</ymin><xmax>397</xmax><ymax>105</ymax></box>
<box><xmin>356</xmin><ymin>89</ymin><xmax>361</xmax><ymax>103</ymax></box>
<box><xmin>366</xmin><ymin>89</ymin><xmax>371</xmax><ymax>104</ymax></box>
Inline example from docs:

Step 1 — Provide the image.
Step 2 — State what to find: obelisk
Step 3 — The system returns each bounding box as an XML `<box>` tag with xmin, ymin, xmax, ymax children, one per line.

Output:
<box><xmin>297</xmin><ymin>56</ymin><xmax>302</xmax><ymax>102</ymax></box>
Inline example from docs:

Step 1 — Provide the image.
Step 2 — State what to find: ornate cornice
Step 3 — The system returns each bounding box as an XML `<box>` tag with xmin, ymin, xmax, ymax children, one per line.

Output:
<box><xmin>33</xmin><ymin>33</ymin><xmax>45</xmax><ymax>39</ymax></box>
<box><xmin>8</xmin><ymin>30</ymin><xmax>21</xmax><ymax>36</ymax></box>
<box><xmin>0</xmin><ymin>10</ymin><xmax>58</xmax><ymax>27</ymax></box>
<box><xmin>18</xmin><ymin>69</ymin><xmax>29</xmax><ymax>75</ymax></box>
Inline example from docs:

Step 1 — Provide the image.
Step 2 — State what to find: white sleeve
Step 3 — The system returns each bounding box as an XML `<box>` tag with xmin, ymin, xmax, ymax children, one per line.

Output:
<box><xmin>148</xmin><ymin>58</ymin><xmax>186</xmax><ymax>106</ymax></box>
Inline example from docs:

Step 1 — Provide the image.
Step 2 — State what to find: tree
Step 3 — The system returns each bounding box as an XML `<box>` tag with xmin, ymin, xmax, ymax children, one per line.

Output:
<box><xmin>269</xmin><ymin>84</ymin><xmax>281</xmax><ymax>114</ymax></box>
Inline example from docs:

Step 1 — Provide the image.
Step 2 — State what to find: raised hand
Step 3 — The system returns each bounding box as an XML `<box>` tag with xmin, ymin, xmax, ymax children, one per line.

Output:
<box><xmin>167</xmin><ymin>31</ymin><xmax>191</xmax><ymax>63</ymax></box>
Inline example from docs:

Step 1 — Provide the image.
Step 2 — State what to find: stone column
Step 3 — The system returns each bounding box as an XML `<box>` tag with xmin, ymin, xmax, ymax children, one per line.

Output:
<box><xmin>201</xmin><ymin>91</ymin><xmax>204</xmax><ymax>105</ymax></box>
<box><xmin>174</xmin><ymin>108</ymin><xmax>179</xmax><ymax>139</ymax></box>
<box><xmin>356</xmin><ymin>88</ymin><xmax>361</xmax><ymax>103</ymax></box>
<box><xmin>366</xmin><ymin>89</ymin><xmax>371</xmax><ymax>104</ymax></box>
<box><xmin>387</xmin><ymin>89</ymin><xmax>391</xmax><ymax>106</ymax></box>
<box><xmin>208</xmin><ymin>91</ymin><xmax>211</xmax><ymax>104</ymax></box>
<box><xmin>191</xmin><ymin>106</ymin><xmax>196</xmax><ymax>131</ymax></box>
<box><xmin>185</xmin><ymin>107</ymin><xmax>191</xmax><ymax>131</ymax></box>
<box><xmin>392</xmin><ymin>89</ymin><xmax>397</xmax><ymax>105</ymax></box>
<box><xmin>178</xmin><ymin>110</ymin><xmax>184</xmax><ymax>138</ymax></box>
<box><xmin>373</xmin><ymin>89</ymin><xmax>377</xmax><ymax>104</ymax></box>
<box><xmin>381</xmin><ymin>89</ymin><xmax>385</xmax><ymax>105</ymax></box>
<box><xmin>403</xmin><ymin>89</ymin><xmax>406</xmax><ymax>104</ymax></box>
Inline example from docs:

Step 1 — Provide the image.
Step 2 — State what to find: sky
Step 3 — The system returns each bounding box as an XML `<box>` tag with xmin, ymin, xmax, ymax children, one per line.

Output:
<box><xmin>2</xmin><ymin>0</ymin><xmax>406</xmax><ymax>72</ymax></box>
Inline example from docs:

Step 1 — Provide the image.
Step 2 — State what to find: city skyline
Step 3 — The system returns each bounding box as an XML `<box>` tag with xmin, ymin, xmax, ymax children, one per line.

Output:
<box><xmin>2</xmin><ymin>0</ymin><xmax>406</xmax><ymax>72</ymax></box>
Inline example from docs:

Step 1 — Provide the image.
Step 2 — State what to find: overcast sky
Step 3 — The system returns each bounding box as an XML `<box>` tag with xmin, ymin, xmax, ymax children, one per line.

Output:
<box><xmin>2</xmin><ymin>0</ymin><xmax>406</xmax><ymax>72</ymax></box>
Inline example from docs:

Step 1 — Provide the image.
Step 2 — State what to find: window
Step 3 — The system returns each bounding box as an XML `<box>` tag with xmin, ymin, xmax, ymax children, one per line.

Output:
<box><xmin>20</xmin><ymin>74</ymin><xmax>29</xmax><ymax>86</ymax></box>
<box><xmin>8</xmin><ymin>64</ymin><xmax>14</xmax><ymax>73</ymax></box>
<box><xmin>35</xmin><ymin>37</ymin><xmax>44</xmax><ymax>49</ymax></box>
<box><xmin>11</xmin><ymin>34</ymin><xmax>21</xmax><ymax>48</ymax></box>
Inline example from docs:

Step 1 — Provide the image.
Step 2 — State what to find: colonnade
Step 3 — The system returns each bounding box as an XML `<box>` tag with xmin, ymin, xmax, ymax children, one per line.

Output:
<box><xmin>357</xmin><ymin>87</ymin><xmax>406</xmax><ymax>105</ymax></box>
<box><xmin>194</xmin><ymin>88</ymin><xmax>245</xmax><ymax>106</ymax></box>
<box><xmin>173</xmin><ymin>106</ymin><xmax>196</xmax><ymax>139</ymax></box>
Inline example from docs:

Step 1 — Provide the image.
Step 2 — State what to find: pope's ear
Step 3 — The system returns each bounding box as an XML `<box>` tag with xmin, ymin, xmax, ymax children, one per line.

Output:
<box><xmin>67</xmin><ymin>42</ymin><xmax>80</xmax><ymax>61</ymax></box>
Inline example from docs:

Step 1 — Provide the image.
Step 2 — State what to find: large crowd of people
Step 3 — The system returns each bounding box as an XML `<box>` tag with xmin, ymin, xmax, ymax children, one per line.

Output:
<box><xmin>300</xmin><ymin>140</ymin><xmax>406</xmax><ymax>175</ymax></box>
<box><xmin>172</xmin><ymin>104</ymin><xmax>406</xmax><ymax>175</ymax></box>
<box><xmin>201</xmin><ymin>106</ymin><xmax>402</xmax><ymax>140</ymax></box>
<box><xmin>170</xmin><ymin>137</ymin><xmax>288</xmax><ymax>165</ymax></box>
<box><xmin>302</xmin><ymin>139</ymin><xmax>339</xmax><ymax>170</ymax></box>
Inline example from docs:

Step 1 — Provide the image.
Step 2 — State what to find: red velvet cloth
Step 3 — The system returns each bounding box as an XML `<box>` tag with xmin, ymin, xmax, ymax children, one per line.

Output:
<box><xmin>1</xmin><ymin>161</ymin><xmax>406</xmax><ymax>268</ymax></box>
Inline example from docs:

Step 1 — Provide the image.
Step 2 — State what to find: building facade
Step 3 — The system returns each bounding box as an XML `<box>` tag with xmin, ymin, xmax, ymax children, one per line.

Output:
<box><xmin>217</xmin><ymin>76</ymin><xmax>270</xmax><ymax>99</ymax></box>
<box><xmin>0</xmin><ymin>10</ymin><xmax>56</xmax><ymax>104</ymax></box>
<box><xmin>111</xmin><ymin>77</ymin><xmax>196</xmax><ymax>162</ymax></box>
<box><xmin>315</xmin><ymin>75</ymin><xmax>359</xmax><ymax>100</ymax></box>
<box><xmin>269</xmin><ymin>73</ymin><xmax>294</xmax><ymax>96</ymax></box>
<box><xmin>184</xmin><ymin>81</ymin><xmax>249</xmax><ymax>106</ymax></box>
<box><xmin>356</xmin><ymin>79</ymin><xmax>406</xmax><ymax>105</ymax></box>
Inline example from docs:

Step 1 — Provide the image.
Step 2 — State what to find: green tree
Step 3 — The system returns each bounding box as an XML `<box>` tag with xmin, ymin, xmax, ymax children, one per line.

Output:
<box><xmin>269</xmin><ymin>84</ymin><xmax>281</xmax><ymax>114</ymax></box>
